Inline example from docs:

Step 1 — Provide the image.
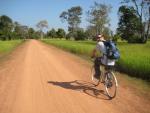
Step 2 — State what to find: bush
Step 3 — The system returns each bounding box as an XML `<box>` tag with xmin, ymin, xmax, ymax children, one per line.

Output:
<box><xmin>74</xmin><ymin>30</ymin><xmax>87</xmax><ymax>41</ymax></box>
<box><xmin>128</xmin><ymin>35</ymin><xmax>141</xmax><ymax>43</ymax></box>
<box><xmin>112</xmin><ymin>34</ymin><xmax>121</xmax><ymax>42</ymax></box>
<box><xmin>66</xmin><ymin>33</ymin><xmax>72</xmax><ymax>40</ymax></box>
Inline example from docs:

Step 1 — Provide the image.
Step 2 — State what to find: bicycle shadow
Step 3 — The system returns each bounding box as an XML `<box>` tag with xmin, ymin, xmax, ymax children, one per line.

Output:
<box><xmin>47</xmin><ymin>80</ymin><xmax>111</xmax><ymax>100</ymax></box>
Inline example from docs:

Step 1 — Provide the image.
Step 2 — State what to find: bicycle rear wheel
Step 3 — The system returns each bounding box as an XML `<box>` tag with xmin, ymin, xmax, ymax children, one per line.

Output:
<box><xmin>104</xmin><ymin>71</ymin><xmax>118</xmax><ymax>98</ymax></box>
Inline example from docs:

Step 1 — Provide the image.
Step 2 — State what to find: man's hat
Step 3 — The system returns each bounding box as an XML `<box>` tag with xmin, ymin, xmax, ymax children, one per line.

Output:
<box><xmin>96</xmin><ymin>34</ymin><xmax>105</xmax><ymax>41</ymax></box>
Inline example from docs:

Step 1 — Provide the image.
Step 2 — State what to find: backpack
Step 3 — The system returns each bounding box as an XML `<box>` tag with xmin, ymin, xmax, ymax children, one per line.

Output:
<box><xmin>103</xmin><ymin>40</ymin><xmax>120</xmax><ymax>60</ymax></box>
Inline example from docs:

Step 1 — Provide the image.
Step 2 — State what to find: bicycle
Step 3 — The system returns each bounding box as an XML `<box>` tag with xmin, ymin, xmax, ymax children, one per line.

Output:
<box><xmin>91</xmin><ymin>58</ymin><xmax>118</xmax><ymax>98</ymax></box>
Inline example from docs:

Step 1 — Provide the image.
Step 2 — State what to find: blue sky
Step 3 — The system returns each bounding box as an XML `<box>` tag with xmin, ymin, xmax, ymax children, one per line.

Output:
<box><xmin>0</xmin><ymin>0</ymin><xmax>121</xmax><ymax>33</ymax></box>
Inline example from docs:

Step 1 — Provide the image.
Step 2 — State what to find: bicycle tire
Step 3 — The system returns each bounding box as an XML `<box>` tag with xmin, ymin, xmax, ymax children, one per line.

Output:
<box><xmin>104</xmin><ymin>71</ymin><xmax>118</xmax><ymax>98</ymax></box>
<box><xmin>91</xmin><ymin>66</ymin><xmax>100</xmax><ymax>86</ymax></box>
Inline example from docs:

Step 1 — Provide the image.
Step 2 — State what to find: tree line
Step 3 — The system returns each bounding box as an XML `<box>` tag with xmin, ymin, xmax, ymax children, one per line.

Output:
<box><xmin>59</xmin><ymin>0</ymin><xmax>150</xmax><ymax>43</ymax></box>
<box><xmin>0</xmin><ymin>16</ymin><xmax>66</xmax><ymax>40</ymax></box>
<box><xmin>0</xmin><ymin>15</ymin><xmax>39</xmax><ymax>40</ymax></box>
<box><xmin>0</xmin><ymin>0</ymin><xmax>150</xmax><ymax>43</ymax></box>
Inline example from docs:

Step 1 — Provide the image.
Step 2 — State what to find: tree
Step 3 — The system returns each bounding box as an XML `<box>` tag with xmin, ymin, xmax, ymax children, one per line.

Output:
<box><xmin>117</xmin><ymin>6</ymin><xmax>141</xmax><ymax>42</ymax></box>
<box><xmin>34</xmin><ymin>31</ymin><xmax>41</xmax><ymax>39</ymax></box>
<box><xmin>122</xmin><ymin>0</ymin><xmax>150</xmax><ymax>43</ymax></box>
<box><xmin>85</xmin><ymin>25</ymin><xmax>97</xmax><ymax>40</ymax></box>
<box><xmin>13</xmin><ymin>22</ymin><xmax>28</xmax><ymax>40</ymax></box>
<box><xmin>18</xmin><ymin>25</ymin><xmax>28</xmax><ymax>40</ymax></box>
<box><xmin>47</xmin><ymin>28</ymin><xmax>56</xmax><ymax>38</ymax></box>
<box><xmin>144</xmin><ymin>3</ymin><xmax>150</xmax><ymax>41</ymax></box>
<box><xmin>0</xmin><ymin>15</ymin><xmax>13</xmax><ymax>40</ymax></box>
<box><xmin>74</xmin><ymin>29</ymin><xmax>87</xmax><ymax>40</ymax></box>
<box><xmin>28</xmin><ymin>28</ymin><xmax>35</xmax><ymax>39</ymax></box>
<box><xmin>66</xmin><ymin>32</ymin><xmax>72</xmax><ymax>40</ymax></box>
<box><xmin>112</xmin><ymin>34</ymin><xmax>121</xmax><ymax>42</ymax></box>
<box><xmin>56</xmin><ymin>28</ymin><xmax>66</xmax><ymax>39</ymax></box>
<box><xmin>13</xmin><ymin>22</ymin><xmax>22</xmax><ymax>39</ymax></box>
<box><xmin>36</xmin><ymin>20</ymin><xmax>48</xmax><ymax>39</ymax></box>
<box><xmin>87</xmin><ymin>2</ymin><xmax>111</xmax><ymax>35</ymax></box>
<box><xmin>60</xmin><ymin>6</ymin><xmax>82</xmax><ymax>37</ymax></box>
<box><xmin>102</xmin><ymin>26</ymin><xmax>112</xmax><ymax>39</ymax></box>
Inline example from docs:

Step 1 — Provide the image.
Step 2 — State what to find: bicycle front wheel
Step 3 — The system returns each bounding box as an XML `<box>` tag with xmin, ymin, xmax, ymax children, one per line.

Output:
<box><xmin>104</xmin><ymin>71</ymin><xmax>118</xmax><ymax>98</ymax></box>
<box><xmin>91</xmin><ymin>66</ymin><xmax>100</xmax><ymax>86</ymax></box>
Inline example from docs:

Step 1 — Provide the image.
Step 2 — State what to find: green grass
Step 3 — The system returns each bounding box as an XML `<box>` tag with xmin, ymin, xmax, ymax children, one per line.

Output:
<box><xmin>117</xmin><ymin>42</ymin><xmax>150</xmax><ymax>80</ymax></box>
<box><xmin>42</xmin><ymin>39</ymin><xmax>150</xmax><ymax>81</ymax></box>
<box><xmin>0</xmin><ymin>40</ymin><xmax>23</xmax><ymax>55</ymax></box>
<box><xmin>43</xmin><ymin>39</ymin><xmax>95</xmax><ymax>56</ymax></box>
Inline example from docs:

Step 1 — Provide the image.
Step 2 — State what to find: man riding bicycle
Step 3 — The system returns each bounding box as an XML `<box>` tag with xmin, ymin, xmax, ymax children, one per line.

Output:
<box><xmin>91</xmin><ymin>34</ymin><xmax>116</xmax><ymax>80</ymax></box>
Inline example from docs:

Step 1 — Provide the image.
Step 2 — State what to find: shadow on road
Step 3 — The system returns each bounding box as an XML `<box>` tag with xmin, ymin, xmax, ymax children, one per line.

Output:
<box><xmin>47</xmin><ymin>80</ymin><xmax>111</xmax><ymax>100</ymax></box>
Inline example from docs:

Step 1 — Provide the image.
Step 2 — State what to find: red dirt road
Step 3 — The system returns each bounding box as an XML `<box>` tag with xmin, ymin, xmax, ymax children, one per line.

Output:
<box><xmin>0</xmin><ymin>40</ymin><xmax>149</xmax><ymax>113</ymax></box>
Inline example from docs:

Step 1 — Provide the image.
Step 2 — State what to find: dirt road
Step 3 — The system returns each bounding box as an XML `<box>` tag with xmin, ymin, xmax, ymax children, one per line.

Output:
<box><xmin>0</xmin><ymin>40</ymin><xmax>149</xmax><ymax>113</ymax></box>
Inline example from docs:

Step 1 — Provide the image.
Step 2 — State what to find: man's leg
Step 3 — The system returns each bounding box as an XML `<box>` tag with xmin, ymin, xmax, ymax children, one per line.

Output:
<box><xmin>94</xmin><ymin>57</ymin><xmax>101</xmax><ymax>79</ymax></box>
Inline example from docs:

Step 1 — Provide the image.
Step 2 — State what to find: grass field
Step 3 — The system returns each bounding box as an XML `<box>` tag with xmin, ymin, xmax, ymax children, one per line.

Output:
<box><xmin>0</xmin><ymin>40</ymin><xmax>23</xmax><ymax>55</ymax></box>
<box><xmin>43</xmin><ymin>39</ymin><xmax>150</xmax><ymax>81</ymax></box>
<box><xmin>117</xmin><ymin>42</ymin><xmax>150</xmax><ymax>80</ymax></box>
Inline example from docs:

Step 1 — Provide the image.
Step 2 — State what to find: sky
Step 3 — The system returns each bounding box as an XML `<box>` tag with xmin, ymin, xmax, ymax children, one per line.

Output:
<box><xmin>0</xmin><ymin>0</ymin><xmax>121</xmax><ymax>33</ymax></box>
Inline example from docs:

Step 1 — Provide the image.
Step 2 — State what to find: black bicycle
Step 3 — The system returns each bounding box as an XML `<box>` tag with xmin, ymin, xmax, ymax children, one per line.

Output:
<box><xmin>91</xmin><ymin>59</ymin><xmax>118</xmax><ymax>98</ymax></box>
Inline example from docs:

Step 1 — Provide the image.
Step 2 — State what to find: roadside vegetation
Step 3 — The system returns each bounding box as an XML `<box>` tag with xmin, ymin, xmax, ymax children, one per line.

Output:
<box><xmin>43</xmin><ymin>39</ymin><xmax>150</xmax><ymax>81</ymax></box>
<box><xmin>117</xmin><ymin>42</ymin><xmax>150</xmax><ymax>80</ymax></box>
<box><xmin>0</xmin><ymin>40</ymin><xmax>23</xmax><ymax>55</ymax></box>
